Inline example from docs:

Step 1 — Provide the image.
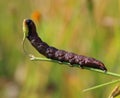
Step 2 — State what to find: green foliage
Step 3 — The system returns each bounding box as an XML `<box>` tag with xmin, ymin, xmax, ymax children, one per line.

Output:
<box><xmin>0</xmin><ymin>0</ymin><xmax>120</xmax><ymax>98</ymax></box>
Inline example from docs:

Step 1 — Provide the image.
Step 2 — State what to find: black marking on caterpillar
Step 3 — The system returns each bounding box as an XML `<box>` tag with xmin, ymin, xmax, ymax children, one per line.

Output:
<box><xmin>24</xmin><ymin>19</ymin><xmax>107</xmax><ymax>71</ymax></box>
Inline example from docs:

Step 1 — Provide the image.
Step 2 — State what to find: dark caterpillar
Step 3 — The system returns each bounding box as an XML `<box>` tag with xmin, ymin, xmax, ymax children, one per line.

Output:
<box><xmin>23</xmin><ymin>19</ymin><xmax>107</xmax><ymax>71</ymax></box>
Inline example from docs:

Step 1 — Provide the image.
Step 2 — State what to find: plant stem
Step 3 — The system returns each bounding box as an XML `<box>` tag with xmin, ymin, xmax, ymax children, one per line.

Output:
<box><xmin>83</xmin><ymin>79</ymin><xmax>120</xmax><ymax>92</ymax></box>
<box><xmin>29</xmin><ymin>55</ymin><xmax>120</xmax><ymax>78</ymax></box>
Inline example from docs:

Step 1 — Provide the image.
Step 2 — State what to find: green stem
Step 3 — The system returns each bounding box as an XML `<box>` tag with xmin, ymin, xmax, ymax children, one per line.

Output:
<box><xmin>29</xmin><ymin>55</ymin><xmax>120</xmax><ymax>78</ymax></box>
<box><xmin>83</xmin><ymin>79</ymin><xmax>120</xmax><ymax>92</ymax></box>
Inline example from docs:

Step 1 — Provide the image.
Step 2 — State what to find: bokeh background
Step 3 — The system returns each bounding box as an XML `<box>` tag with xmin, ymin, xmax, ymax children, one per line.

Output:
<box><xmin>0</xmin><ymin>0</ymin><xmax>120</xmax><ymax>98</ymax></box>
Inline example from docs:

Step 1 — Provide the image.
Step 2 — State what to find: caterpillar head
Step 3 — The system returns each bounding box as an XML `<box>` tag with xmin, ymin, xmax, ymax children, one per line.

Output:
<box><xmin>23</xmin><ymin>19</ymin><xmax>37</xmax><ymax>37</ymax></box>
<box><xmin>22</xmin><ymin>19</ymin><xmax>38</xmax><ymax>55</ymax></box>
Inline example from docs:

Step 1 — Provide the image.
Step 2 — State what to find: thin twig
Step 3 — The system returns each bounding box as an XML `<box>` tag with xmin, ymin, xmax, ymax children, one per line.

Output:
<box><xmin>30</xmin><ymin>55</ymin><xmax>120</xmax><ymax>78</ymax></box>
<box><xmin>83</xmin><ymin>79</ymin><xmax>120</xmax><ymax>92</ymax></box>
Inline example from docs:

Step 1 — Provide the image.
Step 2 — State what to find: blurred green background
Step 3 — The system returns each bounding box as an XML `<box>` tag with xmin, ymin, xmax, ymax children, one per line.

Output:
<box><xmin>0</xmin><ymin>0</ymin><xmax>120</xmax><ymax>98</ymax></box>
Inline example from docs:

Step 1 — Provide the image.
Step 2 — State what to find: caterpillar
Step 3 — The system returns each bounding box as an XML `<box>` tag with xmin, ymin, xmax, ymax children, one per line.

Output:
<box><xmin>23</xmin><ymin>19</ymin><xmax>107</xmax><ymax>71</ymax></box>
